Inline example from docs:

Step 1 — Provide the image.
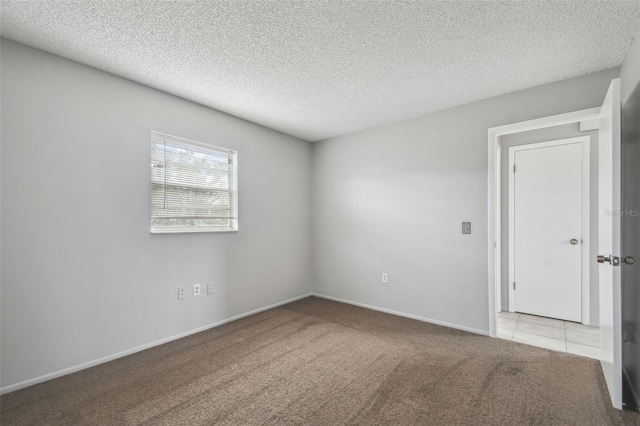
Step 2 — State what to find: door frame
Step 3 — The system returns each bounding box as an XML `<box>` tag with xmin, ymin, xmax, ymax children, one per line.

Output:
<box><xmin>487</xmin><ymin>107</ymin><xmax>601</xmax><ymax>338</ymax></box>
<box><xmin>507</xmin><ymin>137</ymin><xmax>591</xmax><ymax>322</ymax></box>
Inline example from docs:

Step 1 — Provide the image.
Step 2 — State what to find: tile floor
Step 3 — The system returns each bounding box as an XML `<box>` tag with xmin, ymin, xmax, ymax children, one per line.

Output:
<box><xmin>498</xmin><ymin>311</ymin><xmax>600</xmax><ymax>359</ymax></box>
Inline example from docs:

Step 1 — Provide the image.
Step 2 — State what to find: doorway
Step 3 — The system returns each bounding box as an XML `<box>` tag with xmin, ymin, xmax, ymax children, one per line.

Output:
<box><xmin>496</xmin><ymin>128</ymin><xmax>598</xmax><ymax>357</ymax></box>
<box><xmin>487</xmin><ymin>107</ymin><xmax>602</xmax><ymax>338</ymax></box>
<box><xmin>487</xmin><ymin>111</ymin><xmax>602</xmax><ymax>356</ymax></box>
<box><xmin>488</xmin><ymin>77</ymin><xmax>627</xmax><ymax>411</ymax></box>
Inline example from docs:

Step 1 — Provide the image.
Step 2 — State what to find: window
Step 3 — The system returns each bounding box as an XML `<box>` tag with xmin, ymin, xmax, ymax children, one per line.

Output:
<box><xmin>150</xmin><ymin>132</ymin><xmax>238</xmax><ymax>233</ymax></box>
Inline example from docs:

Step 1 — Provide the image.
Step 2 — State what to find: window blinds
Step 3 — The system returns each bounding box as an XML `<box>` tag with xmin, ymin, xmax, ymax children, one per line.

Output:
<box><xmin>150</xmin><ymin>132</ymin><xmax>238</xmax><ymax>233</ymax></box>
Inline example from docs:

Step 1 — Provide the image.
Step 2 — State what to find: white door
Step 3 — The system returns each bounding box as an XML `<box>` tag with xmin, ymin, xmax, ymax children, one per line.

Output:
<box><xmin>510</xmin><ymin>140</ymin><xmax>584</xmax><ymax>322</ymax></box>
<box><xmin>598</xmin><ymin>79</ymin><xmax>622</xmax><ymax>409</ymax></box>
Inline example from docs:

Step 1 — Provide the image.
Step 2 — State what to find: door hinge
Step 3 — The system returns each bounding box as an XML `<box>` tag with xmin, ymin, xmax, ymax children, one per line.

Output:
<box><xmin>513</xmin><ymin>282</ymin><xmax>516</xmax><ymax>290</ymax></box>
<box><xmin>513</xmin><ymin>164</ymin><xmax>516</xmax><ymax>173</ymax></box>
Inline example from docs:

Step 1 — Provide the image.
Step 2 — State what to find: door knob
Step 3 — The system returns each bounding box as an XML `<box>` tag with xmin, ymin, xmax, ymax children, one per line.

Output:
<box><xmin>622</xmin><ymin>256</ymin><xmax>636</xmax><ymax>265</ymax></box>
<box><xmin>597</xmin><ymin>255</ymin><xmax>611</xmax><ymax>264</ymax></box>
<box><xmin>570</xmin><ymin>239</ymin><xmax>579</xmax><ymax>245</ymax></box>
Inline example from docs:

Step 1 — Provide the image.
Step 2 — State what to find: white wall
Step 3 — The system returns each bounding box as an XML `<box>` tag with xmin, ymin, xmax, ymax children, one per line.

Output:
<box><xmin>0</xmin><ymin>39</ymin><xmax>312</xmax><ymax>390</ymax></box>
<box><xmin>499</xmin><ymin>123</ymin><xmax>600</xmax><ymax>325</ymax></box>
<box><xmin>312</xmin><ymin>68</ymin><xmax>619</xmax><ymax>334</ymax></box>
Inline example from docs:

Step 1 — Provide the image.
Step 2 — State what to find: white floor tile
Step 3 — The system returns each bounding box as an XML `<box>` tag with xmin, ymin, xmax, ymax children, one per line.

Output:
<box><xmin>498</xmin><ymin>317</ymin><xmax>517</xmax><ymax>331</ymax></box>
<box><xmin>566</xmin><ymin>342</ymin><xmax>600</xmax><ymax>359</ymax></box>
<box><xmin>498</xmin><ymin>311</ymin><xmax>520</xmax><ymax>320</ymax></box>
<box><xmin>498</xmin><ymin>327</ymin><xmax>514</xmax><ymax>340</ymax></box>
<box><xmin>564</xmin><ymin>322</ymin><xmax>600</xmax><ymax>335</ymax></box>
<box><xmin>495</xmin><ymin>313</ymin><xmax>600</xmax><ymax>359</ymax></box>
<box><xmin>518</xmin><ymin>313</ymin><xmax>564</xmax><ymax>328</ymax></box>
<box><xmin>566</xmin><ymin>329</ymin><xmax>600</xmax><ymax>348</ymax></box>
<box><xmin>512</xmin><ymin>331</ymin><xmax>566</xmax><ymax>352</ymax></box>
<box><xmin>515</xmin><ymin>321</ymin><xmax>565</xmax><ymax>340</ymax></box>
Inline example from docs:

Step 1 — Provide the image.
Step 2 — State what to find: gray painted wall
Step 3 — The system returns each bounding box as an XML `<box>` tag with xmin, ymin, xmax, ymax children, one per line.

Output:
<box><xmin>0</xmin><ymin>40</ymin><xmax>312</xmax><ymax>389</ymax></box>
<box><xmin>499</xmin><ymin>124</ymin><xmax>600</xmax><ymax>325</ymax></box>
<box><xmin>312</xmin><ymin>68</ymin><xmax>619</xmax><ymax>334</ymax></box>
<box><xmin>622</xmin><ymin>24</ymin><xmax>640</xmax><ymax>106</ymax></box>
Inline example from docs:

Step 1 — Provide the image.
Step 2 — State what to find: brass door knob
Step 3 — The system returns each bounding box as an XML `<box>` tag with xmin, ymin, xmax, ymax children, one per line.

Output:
<box><xmin>570</xmin><ymin>239</ymin><xmax>579</xmax><ymax>245</ymax></box>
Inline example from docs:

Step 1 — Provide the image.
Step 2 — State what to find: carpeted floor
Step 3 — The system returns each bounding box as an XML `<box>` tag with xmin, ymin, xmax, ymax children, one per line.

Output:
<box><xmin>2</xmin><ymin>296</ymin><xmax>639</xmax><ymax>425</ymax></box>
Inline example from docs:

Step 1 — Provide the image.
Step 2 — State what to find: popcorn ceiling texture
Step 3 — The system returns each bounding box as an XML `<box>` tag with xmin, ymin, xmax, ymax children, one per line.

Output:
<box><xmin>2</xmin><ymin>1</ymin><xmax>640</xmax><ymax>142</ymax></box>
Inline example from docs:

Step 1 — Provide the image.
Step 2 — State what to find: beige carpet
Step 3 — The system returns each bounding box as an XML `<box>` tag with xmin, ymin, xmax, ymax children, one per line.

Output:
<box><xmin>2</xmin><ymin>296</ymin><xmax>639</xmax><ymax>425</ymax></box>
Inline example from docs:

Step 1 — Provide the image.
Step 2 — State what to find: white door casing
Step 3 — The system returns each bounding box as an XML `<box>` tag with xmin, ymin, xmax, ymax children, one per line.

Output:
<box><xmin>598</xmin><ymin>79</ymin><xmax>623</xmax><ymax>410</ymax></box>
<box><xmin>487</xmin><ymin>107</ymin><xmax>601</xmax><ymax>338</ymax></box>
<box><xmin>508</xmin><ymin>138</ymin><xmax>589</xmax><ymax>322</ymax></box>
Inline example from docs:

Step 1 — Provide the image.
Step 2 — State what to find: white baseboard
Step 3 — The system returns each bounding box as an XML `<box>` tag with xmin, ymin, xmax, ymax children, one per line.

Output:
<box><xmin>0</xmin><ymin>293</ymin><xmax>312</xmax><ymax>395</ymax></box>
<box><xmin>311</xmin><ymin>293</ymin><xmax>489</xmax><ymax>336</ymax></box>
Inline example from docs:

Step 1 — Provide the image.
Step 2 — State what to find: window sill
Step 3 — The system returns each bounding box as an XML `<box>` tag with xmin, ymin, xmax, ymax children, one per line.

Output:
<box><xmin>150</xmin><ymin>227</ymin><xmax>238</xmax><ymax>234</ymax></box>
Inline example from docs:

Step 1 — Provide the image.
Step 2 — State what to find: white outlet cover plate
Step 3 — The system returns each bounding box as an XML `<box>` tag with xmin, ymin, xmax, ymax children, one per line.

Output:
<box><xmin>194</xmin><ymin>284</ymin><xmax>201</xmax><ymax>296</ymax></box>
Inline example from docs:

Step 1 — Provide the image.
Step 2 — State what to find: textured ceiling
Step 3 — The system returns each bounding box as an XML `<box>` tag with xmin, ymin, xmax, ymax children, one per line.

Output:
<box><xmin>2</xmin><ymin>1</ymin><xmax>640</xmax><ymax>142</ymax></box>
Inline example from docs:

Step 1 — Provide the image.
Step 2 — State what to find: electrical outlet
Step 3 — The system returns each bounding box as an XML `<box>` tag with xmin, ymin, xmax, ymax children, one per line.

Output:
<box><xmin>178</xmin><ymin>287</ymin><xmax>186</xmax><ymax>300</ymax></box>
<box><xmin>207</xmin><ymin>283</ymin><xmax>214</xmax><ymax>295</ymax></box>
<box><xmin>193</xmin><ymin>284</ymin><xmax>201</xmax><ymax>297</ymax></box>
<box><xmin>382</xmin><ymin>273</ymin><xmax>388</xmax><ymax>284</ymax></box>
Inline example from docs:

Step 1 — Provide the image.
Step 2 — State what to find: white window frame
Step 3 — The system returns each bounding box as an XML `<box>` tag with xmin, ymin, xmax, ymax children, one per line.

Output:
<box><xmin>150</xmin><ymin>132</ymin><xmax>238</xmax><ymax>234</ymax></box>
